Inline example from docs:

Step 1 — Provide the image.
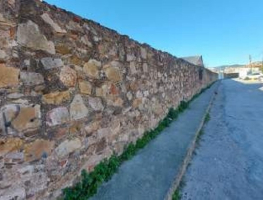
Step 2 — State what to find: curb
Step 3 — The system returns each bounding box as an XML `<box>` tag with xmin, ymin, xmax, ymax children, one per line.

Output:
<box><xmin>165</xmin><ymin>81</ymin><xmax>220</xmax><ymax>200</ymax></box>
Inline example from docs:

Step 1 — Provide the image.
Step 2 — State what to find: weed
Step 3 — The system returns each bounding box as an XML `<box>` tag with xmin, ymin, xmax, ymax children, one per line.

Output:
<box><xmin>172</xmin><ymin>189</ymin><xmax>181</xmax><ymax>200</ymax></box>
<box><xmin>204</xmin><ymin>113</ymin><xmax>210</xmax><ymax>123</ymax></box>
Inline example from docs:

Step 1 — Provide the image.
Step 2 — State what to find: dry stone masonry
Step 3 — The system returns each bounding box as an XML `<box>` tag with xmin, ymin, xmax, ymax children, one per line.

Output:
<box><xmin>0</xmin><ymin>0</ymin><xmax>217</xmax><ymax>199</ymax></box>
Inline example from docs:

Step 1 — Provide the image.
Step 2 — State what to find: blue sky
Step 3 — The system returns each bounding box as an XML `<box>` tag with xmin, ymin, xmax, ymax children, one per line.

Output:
<box><xmin>45</xmin><ymin>0</ymin><xmax>263</xmax><ymax>67</ymax></box>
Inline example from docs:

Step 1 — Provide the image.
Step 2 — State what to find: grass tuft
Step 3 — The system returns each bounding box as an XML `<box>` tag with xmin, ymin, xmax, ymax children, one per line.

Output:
<box><xmin>204</xmin><ymin>113</ymin><xmax>210</xmax><ymax>123</ymax></box>
<box><xmin>172</xmin><ymin>189</ymin><xmax>181</xmax><ymax>200</ymax></box>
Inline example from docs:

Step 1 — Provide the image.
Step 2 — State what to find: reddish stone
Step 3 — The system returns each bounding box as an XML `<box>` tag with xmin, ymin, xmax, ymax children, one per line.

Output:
<box><xmin>60</xmin><ymin>160</ymin><xmax>68</xmax><ymax>168</ymax></box>
<box><xmin>9</xmin><ymin>27</ymin><xmax>16</xmax><ymax>39</ymax></box>
<box><xmin>110</xmin><ymin>84</ymin><xmax>119</xmax><ymax>96</ymax></box>
<box><xmin>73</xmin><ymin>16</ymin><xmax>81</xmax><ymax>23</ymax></box>
<box><xmin>55</xmin><ymin>127</ymin><xmax>68</xmax><ymax>140</ymax></box>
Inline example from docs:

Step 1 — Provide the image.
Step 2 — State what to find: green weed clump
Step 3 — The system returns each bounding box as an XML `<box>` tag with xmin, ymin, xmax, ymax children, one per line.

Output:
<box><xmin>204</xmin><ymin>113</ymin><xmax>210</xmax><ymax>123</ymax></box>
<box><xmin>172</xmin><ymin>189</ymin><xmax>181</xmax><ymax>200</ymax></box>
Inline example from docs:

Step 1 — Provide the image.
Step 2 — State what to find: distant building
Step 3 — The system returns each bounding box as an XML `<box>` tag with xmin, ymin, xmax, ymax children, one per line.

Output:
<box><xmin>181</xmin><ymin>55</ymin><xmax>204</xmax><ymax>67</ymax></box>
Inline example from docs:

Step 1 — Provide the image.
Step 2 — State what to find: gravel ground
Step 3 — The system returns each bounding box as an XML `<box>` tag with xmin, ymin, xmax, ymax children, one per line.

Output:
<box><xmin>181</xmin><ymin>79</ymin><xmax>263</xmax><ymax>200</ymax></box>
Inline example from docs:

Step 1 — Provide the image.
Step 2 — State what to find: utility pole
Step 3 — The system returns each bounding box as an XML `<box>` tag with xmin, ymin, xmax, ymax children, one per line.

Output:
<box><xmin>249</xmin><ymin>54</ymin><xmax>252</xmax><ymax>73</ymax></box>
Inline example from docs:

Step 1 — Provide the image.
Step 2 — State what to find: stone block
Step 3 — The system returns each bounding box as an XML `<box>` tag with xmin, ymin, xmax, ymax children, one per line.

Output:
<box><xmin>129</xmin><ymin>62</ymin><xmax>137</xmax><ymax>74</ymax></box>
<box><xmin>41</xmin><ymin>13</ymin><xmax>66</xmax><ymax>34</ymax></box>
<box><xmin>56</xmin><ymin>44</ymin><xmax>71</xmax><ymax>55</ymax></box>
<box><xmin>0</xmin><ymin>138</ymin><xmax>23</xmax><ymax>157</ymax></box>
<box><xmin>0</xmin><ymin>49</ymin><xmax>7</xmax><ymax>62</ymax></box>
<box><xmin>59</xmin><ymin>66</ymin><xmax>77</xmax><ymax>87</ymax></box>
<box><xmin>46</xmin><ymin>107</ymin><xmax>69</xmax><ymax>126</ymax></box>
<box><xmin>104</xmin><ymin>66</ymin><xmax>122</xmax><ymax>82</ymax></box>
<box><xmin>24</xmin><ymin>139</ymin><xmax>55</xmax><ymax>161</ymax></box>
<box><xmin>140</xmin><ymin>47</ymin><xmax>147</xmax><ymax>59</ymax></box>
<box><xmin>17</xmin><ymin>20</ymin><xmax>55</xmax><ymax>54</ymax></box>
<box><xmin>55</xmin><ymin>138</ymin><xmax>81</xmax><ymax>158</ymax></box>
<box><xmin>88</xmin><ymin>97</ymin><xmax>104</xmax><ymax>111</ymax></box>
<box><xmin>79</xmin><ymin>80</ymin><xmax>92</xmax><ymax>95</ymax></box>
<box><xmin>42</xmin><ymin>91</ymin><xmax>70</xmax><ymax>105</ymax></box>
<box><xmin>40</xmin><ymin>57</ymin><xmax>64</xmax><ymax>70</ymax></box>
<box><xmin>0</xmin><ymin>104</ymin><xmax>41</xmax><ymax>135</ymax></box>
<box><xmin>83</xmin><ymin>59</ymin><xmax>101</xmax><ymax>79</ymax></box>
<box><xmin>20</xmin><ymin>72</ymin><xmax>44</xmax><ymax>86</ymax></box>
<box><xmin>0</xmin><ymin>64</ymin><xmax>19</xmax><ymax>88</ymax></box>
<box><xmin>70</xmin><ymin>94</ymin><xmax>89</xmax><ymax>120</ymax></box>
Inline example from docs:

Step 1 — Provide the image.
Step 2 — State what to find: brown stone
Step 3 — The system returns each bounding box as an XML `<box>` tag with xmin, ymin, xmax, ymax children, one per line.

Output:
<box><xmin>12</xmin><ymin>105</ymin><xmax>41</xmax><ymax>133</ymax></box>
<box><xmin>132</xmin><ymin>98</ymin><xmax>142</xmax><ymax>108</ymax></box>
<box><xmin>83</xmin><ymin>59</ymin><xmax>101</xmax><ymax>79</ymax></box>
<box><xmin>69</xmin><ymin>121</ymin><xmax>84</xmax><ymax>134</ymax></box>
<box><xmin>60</xmin><ymin>66</ymin><xmax>77</xmax><ymax>87</ymax></box>
<box><xmin>104</xmin><ymin>67</ymin><xmax>122</xmax><ymax>82</ymax></box>
<box><xmin>0</xmin><ymin>104</ymin><xmax>41</xmax><ymax>134</ymax></box>
<box><xmin>78</xmin><ymin>80</ymin><xmax>92</xmax><ymax>95</ymax></box>
<box><xmin>10</xmin><ymin>27</ymin><xmax>16</xmax><ymax>39</ymax></box>
<box><xmin>54</xmin><ymin>127</ymin><xmax>68</xmax><ymax>140</ymax></box>
<box><xmin>130</xmin><ymin>81</ymin><xmax>139</xmax><ymax>91</ymax></box>
<box><xmin>70</xmin><ymin>55</ymin><xmax>82</xmax><ymax>66</ymax></box>
<box><xmin>113</xmin><ymin>97</ymin><xmax>124</xmax><ymax>107</ymax></box>
<box><xmin>110</xmin><ymin>84</ymin><xmax>119</xmax><ymax>96</ymax></box>
<box><xmin>24</xmin><ymin>139</ymin><xmax>55</xmax><ymax>161</ymax></box>
<box><xmin>0</xmin><ymin>64</ymin><xmax>19</xmax><ymax>88</ymax></box>
<box><xmin>43</xmin><ymin>91</ymin><xmax>70</xmax><ymax>104</ymax></box>
<box><xmin>85</xmin><ymin>121</ymin><xmax>100</xmax><ymax>135</ymax></box>
<box><xmin>0</xmin><ymin>138</ymin><xmax>23</xmax><ymax>157</ymax></box>
<box><xmin>56</xmin><ymin>44</ymin><xmax>71</xmax><ymax>55</ymax></box>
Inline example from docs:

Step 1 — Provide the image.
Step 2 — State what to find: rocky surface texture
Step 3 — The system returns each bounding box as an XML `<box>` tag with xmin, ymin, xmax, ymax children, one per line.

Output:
<box><xmin>0</xmin><ymin>0</ymin><xmax>217</xmax><ymax>199</ymax></box>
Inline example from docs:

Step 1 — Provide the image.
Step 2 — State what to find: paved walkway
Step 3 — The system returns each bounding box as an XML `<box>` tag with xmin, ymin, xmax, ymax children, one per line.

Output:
<box><xmin>91</xmin><ymin>82</ymin><xmax>219</xmax><ymax>200</ymax></box>
<box><xmin>181</xmin><ymin>79</ymin><xmax>263</xmax><ymax>200</ymax></box>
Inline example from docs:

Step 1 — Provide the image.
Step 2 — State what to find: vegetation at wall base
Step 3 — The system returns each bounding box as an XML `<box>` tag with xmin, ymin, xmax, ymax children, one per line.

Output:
<box><xmin>204</xmin><ymin>113</ymin><xmax>210</xmax><ymax>123</ymax></box>
<box><xmin>62</xmin><ymin>82</ymin><xmax>216</xmax><ymax>200</ymax></box>
<box><xmin>172</xmin><ymin>189</ymin><xmax>182</xmax><ymax>200</ymax></box>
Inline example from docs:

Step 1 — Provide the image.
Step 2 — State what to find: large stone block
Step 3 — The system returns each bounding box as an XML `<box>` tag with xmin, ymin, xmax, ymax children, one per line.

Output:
<box><xmin>88</xmin><ymin>97</ymin><xmax>104</xmax><ymax>111</ymax></box>
<box><xmin>83</xmin><ymin>59</ymin><xmax>101</xmax><ymax>79</ymax></box>
<box><xmin>46</xmin><ymin>107</ymin><xmax>69</xmax><ymax>126</ymax></box>
<box><xmin>0</xmin><ymin>64</ymin><xmax>19</xmax><ymax>88</ymax></box>
<box><xmin>24</xmin><ymin>139</ymin><xmax>55</xmax><ymax>161</ymax></box>
<box><xmin>70</xmin><ymin>94</ymin><xmax>89</xmax><ymax>120</ymax></box>
<box><xmin>59</xmin><ymin>66</ymin><xmax>77</xmax><ymax>87</ymax></box>
<box><xmin>104</xmin><ymin>66</ymin><xmax>122</xmax><ymax>82</ymax></box>
<box><xmin>79</xmin><ymin>80</ymin><xmax>92</xmax><ymax>95</ymax></box>
<box><xmin>55</xmin><ymin>138</ymin><xmax>81</xmax><ymax>158</ymax></box>
<box><xmin>0</xmin><ymin>104</ymin><xmax>41</xmax><ymax>135</ymax></box>
<box><xmin>20</xmin><ymin>72</ymin><xmax>44</xmax><ymax>86</ymax></box>
<box><xmin>42</xmin><ymin>91</ymin><xmax>70</xmax><ymax>105</ymax></box>
<box><xmin>0</xmin><ymin>138</ymin><xmax>24</xmax><ymax>157</ymax></box>
<box><xmin>40</xmin><ymin>57</ymin><xmax>64</xmax><ymax>70</ymax></box>
<box><xmin>41</xmin><ymin>13</ymin><xmax>66</xmax><ymax>34</ymax></box>
<box><xmin>17</xmin><ymin>20</ymin><xmax>55</xmax><ymax>54</ymax></box>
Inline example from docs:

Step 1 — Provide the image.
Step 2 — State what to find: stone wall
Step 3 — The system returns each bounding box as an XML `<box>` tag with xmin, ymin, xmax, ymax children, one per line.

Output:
<box><xmin>0</xmin><ymin>0</ymin><xmax>217</xmax><ymax>199</ymax></box>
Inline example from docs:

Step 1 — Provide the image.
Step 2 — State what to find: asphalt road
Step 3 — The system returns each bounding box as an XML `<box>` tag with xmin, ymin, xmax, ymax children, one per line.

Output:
<box><xmin>181</xmin><ymin>79</ymin><xmax>263</xmax><ymax>200</ymax></box>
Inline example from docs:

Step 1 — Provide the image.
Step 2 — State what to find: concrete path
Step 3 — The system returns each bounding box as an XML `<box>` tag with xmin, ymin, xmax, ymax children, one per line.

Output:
<box><xmin>91</xmin><ymin>82</ymin><xmax>219</xmax><ymax>200</ymax></box>
<box><xmin>181</xmin><ymin>79</ymin><xmax>263</xmax><ymax>200</ymax></box>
